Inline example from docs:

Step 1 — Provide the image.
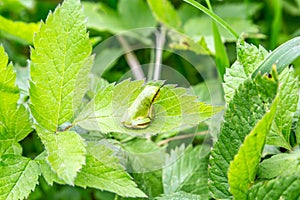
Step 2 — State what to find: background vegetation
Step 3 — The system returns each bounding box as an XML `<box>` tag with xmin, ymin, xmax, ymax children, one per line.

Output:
<box><xmin>0</xmin><ymin>0</ymin><xmax>300</xmax><ymax>199</ymax></box>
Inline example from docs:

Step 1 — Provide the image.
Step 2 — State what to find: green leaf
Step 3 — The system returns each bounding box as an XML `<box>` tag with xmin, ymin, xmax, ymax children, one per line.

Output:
<box><xmin>156</xmin><ymin>191</ymin><xmax>202</xmax><ymax>200</ymax></box>
<box><xmin>75</xmin><ymin>141</ymin><xmax>147</xmax><ymax>198</ymax></box>
<box><xmin>169</xmin><ymin>35</ymin><xmax>212</xmax><ymax>55</ymax></box>
<box><xmin>261</xmin><ymin>144</ymin><xmax>281</xmax><ymax>158</ymax></box>
<box><xmin>177</xmin><ymin>4</ymin><xmax>199</xmax><ymax>23</ymax></box>
<box><xmin>83</xmin><ymin>2</ymin><xmax>121</xmax><ymax>33</ymax></box>
<box><xmin>213</xmin><ymin>3</ymin><xmax>263</xmax><ymax>20</ymax></box>
<box><xmin>223</xmin><ymin>61</ymin><xmax>247</xmax><ymax>104</ymax></box>
<box><xmin>36</xmin><ymin>128</ymin><xmax>86</xmax><ymax>185</ymax></box>
<box><xmin>83</xmin><ymin>1</ymin><xmax>155</xmax><ymax>37</ymax></box>
<box><xmin>237</xmin><ymin>39</ymin><xmax>269</xmax><ymax>76</ymax></box>
<box><xmin>296</xmin><ymin>114</ymin><xmax>300</xmax><ymax>145</ymax></box>
<box><xmin>228</xmin><ymin>92</ymin><xmax>279</xmax><ymax>199</ymax></box>
<box><xmin>120</xmin><ymin>138</ymin><xmax>164</xmax><ymax>198</ymax></box>
<box><xmin>118</xmin><ymin>0</ymin><xmax>156</xmax><ymax>33</ymax></box>
<box><xmin>147</xmin><ymin>0</ymin><xmax>181</xmax><ymax>29</ymax></box>
<box><xmin>29</xmin><ymin>0</ymin><xmax>93</xmax><ymax>132</ymax></box>
<box><xmin>0</xmin><ymin>15</ymin><xmax>39</xmax><ymax>44</ymax></box>
<box><xmin>163</xmin><ymin>145</ymin><xmax>209</xmax><ymax>199</ymax></box>
<box><xmin>0</xmin><ymin>140</ymin><xmax>22</xmax><ymax>156</ymax></box>
<box><xmin>223</xmin><ymin>40</ymin><xmax>269</xmax><ymax>104</ymax></box>
<box><xmin>75</xmin><ymin>79</ymin><xmax>201</xmax><ymax>136</ymax></box>
<box><xmin>209</xmin><ymin>72</ymin><xmax>278</xmax><ymax>199</ymax></box>
<box><xmin>184</xmin><ymin>16</ymin><xmax>257</xmax><ymax>50</ymax></box>
<box><xmin>252</xmin><ymin>36</ymin><xmax>300</xmax><ymax>78</ymax></box>
<box><xmin>2</xmin><ymin>105</ymin><xmax>32</xmax><ymax>142</ymax></box>
<box><xmin>257</xmin><ymin>150</ymin><xmax>300</xmax><ymax>179</ymax></box>
<box><xmin>192</xmin><ymin>79</ymin><xmax>224</xmax><ymax>104</ymax></box>
<box><xmin>35</xmin><ymin>151</ymin><xmax>65</xmax><ymax>185</ymax></box>
<box><xmin>85</xmin><ymin>74</ymin><xmax>110</xmax><ymax>100</ymax></box>
<box><xmin>266</xmin><ymin>68</ymin><xmax>299</xmax><ymax>149</ymax></box>
<box><xmin>248</xmin><ymin>176</ymin><xmax>300</xmax><ymax>199</ymax></box>
<box><xmin>91</xmin><ymin>48</ymin><xmax>122</xmax><ymax>77</ymax></box>
<box><xmin>0</xmin><ymin>46</ymin><xmax>32</xmax><ymax>156</ymax></box>
<box><xmin>282</xmin><ymin>0</ymin><xmax>300</xmax><ymax>16</ymax></box>
<box><xmin>199</xmin><ymin>102</ymin><xmax>224</xmax><ymax>124</ymax></box>
<box><xmin>0</xmin><ymin>0</ymin><xmax>35</xmax><ymax>12</ymax></box>
<box><xmin>0</xmin><ymin>155</ymin><xmax>40</xmax><ymax>200</ymax></box>
<box><xmin>122</xmin><ymin>138</ymin><xmax>166</xmax><ymax>172</ymax></box>
<box><xmin>132</xmin><ymin>170</ymin><xmax>163</xmax><ymax>199</ymax></box>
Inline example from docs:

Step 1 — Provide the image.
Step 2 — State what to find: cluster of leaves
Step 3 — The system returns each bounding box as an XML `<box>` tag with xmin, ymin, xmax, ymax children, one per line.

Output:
<box><xmin>0</xmin><ymin>0</ymin><xmax>300</xmax><ymax>200</ymax></box>
<box><xmin>0</xmin><ymin>0</ymin><xmax>274</xmax><ymax>82</ymax></box>
<box><xmin>211</xmin><ymin>39</ymin><xmax>300</xmax><ymax>199</ymax></box>
<box><xmin>0</xmin><ymin>0</ymin><xmax>217</xmax><ymax>199</ymax></box>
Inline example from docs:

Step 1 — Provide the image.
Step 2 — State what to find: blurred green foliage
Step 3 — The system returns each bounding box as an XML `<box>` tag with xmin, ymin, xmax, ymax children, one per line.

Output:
<box><xmin>1</xmin><ymin>0</ymin><xmax>300</xmax><ymax>77</ymax></box>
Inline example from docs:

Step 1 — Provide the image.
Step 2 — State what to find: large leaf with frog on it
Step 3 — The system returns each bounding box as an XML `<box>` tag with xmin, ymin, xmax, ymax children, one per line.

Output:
<box><xmin>0</xmin><ymin>46</ymin><xmax>32</xmax><ymax>156</ymax></box>
<box><xmin>209</xmin><ymin>71</ymin><xmax>279</xmax><ymax>199</ymax></box>
<box><xmin>74</xmin><ymin>79</ymin><xmax>215</xmax><ymax>136</ymax></box>
<box><xmin>29</xmin><ymin>0</ymin><xmax>93</xmax><ymax>185</ymax></box>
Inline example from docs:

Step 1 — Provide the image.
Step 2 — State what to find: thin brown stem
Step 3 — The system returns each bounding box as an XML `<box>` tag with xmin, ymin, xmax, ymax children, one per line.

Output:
<box><xmin>153</xmin><ymin>26</ymin><xmax>166</xmax><ymax>80</ymax></box>
<box><xmin>117</xmin><ymin>36</ymin><xmax>145</xmax><ymax>80</ymax></box>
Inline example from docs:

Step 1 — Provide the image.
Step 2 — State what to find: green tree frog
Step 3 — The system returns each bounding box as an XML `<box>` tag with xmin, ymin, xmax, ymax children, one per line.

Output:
<box><xmin>121</xmin><ymin>85</ymin><xmax>161</xmax><ymax>129</ymax></box>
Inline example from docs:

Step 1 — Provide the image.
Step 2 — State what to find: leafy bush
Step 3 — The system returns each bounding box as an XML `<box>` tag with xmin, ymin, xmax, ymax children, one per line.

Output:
<box><xmin>0</xmin><ymin>0</ymin><xmax>300</xmax><ymax>199</ymax></box>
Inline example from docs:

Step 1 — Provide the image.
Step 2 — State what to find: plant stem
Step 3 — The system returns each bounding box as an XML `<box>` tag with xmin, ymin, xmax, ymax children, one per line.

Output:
<box><xmin>157</xmin><ymin>130</ymin><xmax>209</xmax><ymax>146</ymax></box>
<box><xmin>205</xmin><ymin>0</ymin><xmax>212</xmax><ymax>10</ymax></box>
<box><xmin>147</xmin><ymin>47</ymin><xmax>155</xmax><ymax>80</ymax></box>
<box><xmin>117</xmin><ymin>36</ymin><xmax>145</xmax><ymax>80</ymax></box>
<box><xmin>183</xmin><ymin>0</ymin><xmax>239</xmax><ymax>39</ymax></box>
<box><xmin>114</xmin><ymin>194</ymin><xmax>119</xmax><ymax>200</ymax></box>
<box><xmin>153</xmin><ymin>26</ymin><xmax>166</xmax><ymax>80</ymax></box>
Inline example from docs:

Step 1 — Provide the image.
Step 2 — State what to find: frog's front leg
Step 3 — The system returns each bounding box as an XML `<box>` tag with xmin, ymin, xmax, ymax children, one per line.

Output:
<box><xmin>122</xmin><ymin>117</ymin><xmax>151</xmax><ymax>129</ymax></box>
<box><xmin>128</xmin><ymin>117</ymin><xmax>151</xmax><ymax>129</ymax></box>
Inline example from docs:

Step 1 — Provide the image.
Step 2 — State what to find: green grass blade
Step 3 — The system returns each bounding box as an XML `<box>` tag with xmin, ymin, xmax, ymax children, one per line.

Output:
<box><xmin>270</xmin><ymin>0</ymin><xmax>282</xmax><ymax>49</ymax></box>
<box><xmin>183</xmin><ymin>0</ymin><xmax>239</xmax><ymax>39</ymax></box>
<box><xmin>204</xmin><ymin>0</ymin><xmax>229</xmax><ymax>81</ymax></box>
<box><xmin>252</xmin><ymin>36</ymin><xmax>300</xmax><ymax>78</ymax></box>
<box><xmin>212</xmin><ymin>21</ymin><xmax>229</xmax><ymax>81</ymax></box>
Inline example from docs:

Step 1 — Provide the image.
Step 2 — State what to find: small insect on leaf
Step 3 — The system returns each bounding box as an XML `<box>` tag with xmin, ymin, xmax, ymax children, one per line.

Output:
<box><xmin>121</xmin><ymin>85</ymin><xmax>161</xmax><ymax>129</ymax></box>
